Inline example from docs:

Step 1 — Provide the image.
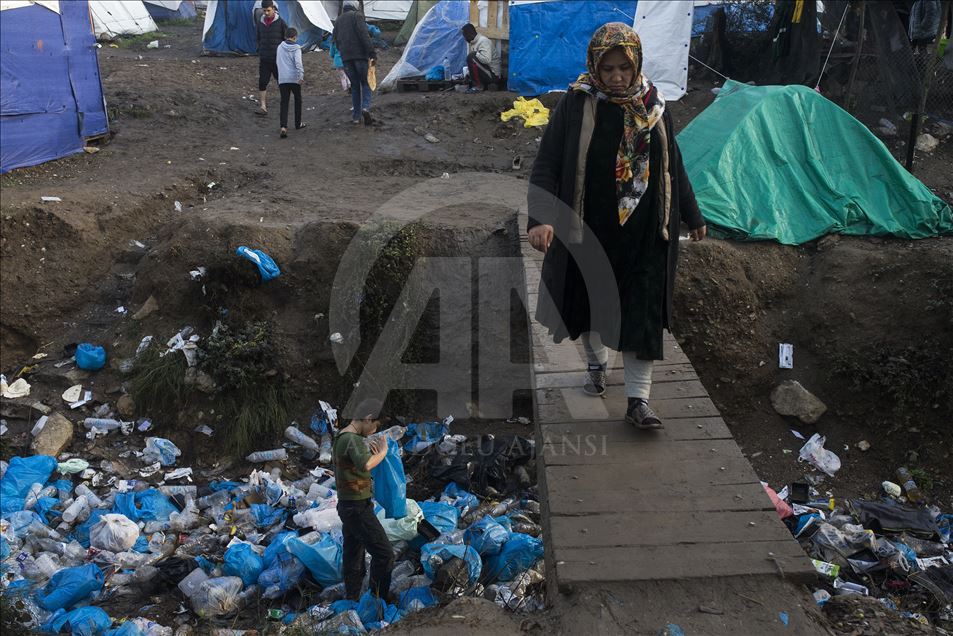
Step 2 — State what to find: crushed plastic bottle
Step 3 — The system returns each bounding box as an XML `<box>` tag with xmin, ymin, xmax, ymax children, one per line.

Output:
<box><xmin>246</xmin><ymin>449</ymin><xmax>288</xmax><ymax>463</ymax></box>
<box><xmin>895</xmin><ymin>467</ymin><xmax>923</xmax><ymax>503</ymax></box>
<box><xmin>75</xmin><ymin>484</ymin><xmax>104</xmax><ymax>508</ymax></box>
<box><xmin>284</xmin><ymin>426</ymin><xmax>319</xmax><ymax>452</ymax></box>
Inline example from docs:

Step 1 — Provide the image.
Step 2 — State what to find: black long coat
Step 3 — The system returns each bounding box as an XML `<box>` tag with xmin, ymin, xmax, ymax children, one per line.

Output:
<box><xmin>527</xmin><ymin>91</ymin><xmax>705</xmax><ymax>355</ymax></box>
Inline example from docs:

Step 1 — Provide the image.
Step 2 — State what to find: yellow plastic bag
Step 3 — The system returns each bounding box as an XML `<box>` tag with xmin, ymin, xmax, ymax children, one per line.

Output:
<box><xmin>368</xmin><ymin>61</ymin><xmax>377</xmax><ymax>91</ymax></box>
<box><xmin>500</xmin><ymin>97</ymin><xmax>550</xmax><ymax>128</ymax></box>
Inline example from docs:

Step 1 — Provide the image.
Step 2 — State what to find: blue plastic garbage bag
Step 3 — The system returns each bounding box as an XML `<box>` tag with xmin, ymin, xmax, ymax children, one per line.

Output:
<box><xmin>33</xmin><ymin>496</ymin><xmax>62</xmax><ymax>525</ymax></box>
<box><xmin>420</xmin><ymin>543</ymin><xmax>482</xmax><ymax>586</ymax></box>
<box><xmin>419</xmin><ymin>501</ymin><xmax>459</xmax><ymax>534</ymax></box>
<box><xmin>132</xmin><ymin>536</ymin><xmax>151</xmax><ymax>553</ymax></box>
<box><xmin>236</xmin><ymin>246</ymin><xmax>281</xmax><ymax>282</ymax></box>
<box><xmin>287</xmin><ymin>534</ymin><xmax>343</xmax><ymax>587</ymax></box>
<box><xmin>399</xmin><ymin>585</ymin><xmax>438</xmax><ymax>613</ymax></box>
<box><xmin>195</xmin><ymin>555</ymin><xmax>215</xmax><ymax>574</ymax></box>
<box><xmin>370</xmin><ymin>438</ymin><xmax>407</xmax><ymax>519</ymax></box>
<box><xmin>250</xmin><ymin>503</ymin><xmax>287</xmax><ymax>528</ymax></box>
<box><xmin>209</xmin><ymin>480</ymin><xmax>242</xmax><ymax>492</ymax></box>
<box><xmin>36</xmin><ymin>563</ymin><xmax>104</xmax><ymax>611</ymax></box>
<box><xmin>309</xmin><ymin>411</ymin><xmax>331</xmax><ymax>436</ymax></box>
<box><xmin>443</xmin><ymin>482</ymin><xmax>478</xmax><ymax>515</ymax></box>
<box><xmin>41</xmin><ymin>606</ymin><xmax>112</xmax><ymax>636</ymax></box>
<box><xmin>425</xmin><ymin>65</ymin><xmax>446</xmax><ymax>81</ymax></box>
<box><xmin>1</xmin><ymin>455</ymin><xmax>58</xmax><ymax>511</ymax></box>
<box><xmin>330</xmin><ymin>599</ymin><xmax>359</xmax><ymax>616</ymax></box>
<box><xmin>7</xmin><ymin>510</ymin><xmax>43</xmax><ymax>537</ymax></box>
<box><xmin>258</xmin><ymin>552</ymin><xmax>306</xmax><ymax>599</ymax></box>
<box><xmin>404</xmin><ymin>421</ymin><xmax>449</xmax><ymax>452</ymax></box>
<box><xmin>495</xmin><ymin>515</ymin><xmax>513</xmax><ymax>532</ymax></box>
<box><xmin>0</xmin><ymin>534</ymin><xmax>9</xmax><ymax>561</ymax></box>
<box><xmin>357</xmin><ymin>590</ymin><xmax>402</xmax><ymax>627</ymax></box>
<box><xmin>223</xmin><ymin>543</ymin><xmax>264</xmax><ymax>587</ymax></box>
<box><xmin>73</xmin><ymin>509</ymin><xmax>107</xmax><ymax>547</ymax></box>
<box><xmin>464</xmin><ymin>516</ymin><xmax>510</xmax><ymax>556</ymax></box>
<box><xmin>262</xmin><ymin>530</ymin><xmax>297</xmax><ymax>567</ymax></box>
<box><xmin>481</xmin><ymin>533</ymin><xmax>543</xmax><ymax>583</ymax></box>
<box><xmin>104</xmin><ymin>622</ymin><xmax>147</xmax><ymax>636</ymax></box>
<box><xmin>142</xmin><ymin>438</ymin><xmax>180</xmax><ymax>466</ymax></box>
<box><xmin>75</xmin><ymin>343</ymin><xmax>107</xmax><ymax>371</ymax></box>
<box><xmin>113</xmin><ymin>489</ymin><xmax>177</xmax><ymax>522</ymax></box>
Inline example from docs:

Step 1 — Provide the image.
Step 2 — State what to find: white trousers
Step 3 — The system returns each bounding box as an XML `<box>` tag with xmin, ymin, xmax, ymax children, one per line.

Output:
<box><xmin>581</xmin><ymin>331</ymin><xmax>654</xmax><ymax>400</ymax></box>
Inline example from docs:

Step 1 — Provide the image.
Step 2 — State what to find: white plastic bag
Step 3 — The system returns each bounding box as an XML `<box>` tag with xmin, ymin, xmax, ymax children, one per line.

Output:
<box><xmin>379</xmin><ymin>499</ymin><xmax>424</xmax><ymax>541</ymax></box>
<box><xmin>89</xmin><ymin>513</ymin><xmax>140</xmax><ymax>552</ymax></box>
<box><xmin>798</xmin><ymin>433</ymin><xmax>841</xmax><ymax>476</ymax></box>
<box><xmin>142</xmin><ymin>437</ymin><xmax>181</xmax><ymax>466</ymax></box>
<box><xmin>191</xmin><ymin>576</ymin><xmax>243</xmax><ymax>617</ymax></box>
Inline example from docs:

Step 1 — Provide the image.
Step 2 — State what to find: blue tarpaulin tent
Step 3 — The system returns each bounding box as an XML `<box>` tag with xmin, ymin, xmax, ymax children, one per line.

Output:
<box><xmin>380</xmin><ymin>0</ymin><xmax>470</xmax><ymax>90</ymax></box>
<box><xmin>507</xmin><ymin>0</ymin><xmax>637</xmax><ymax>95</ymax></box>
<box><xmin>202</xmin><ymin>0</ymin><xmax>333</xmax><ymax>54</ymax></box>
<box><xmin>144</xmin><ymin>0</ymin><xmax>197</xmax><ymax>22</ymax></box>
<box><xmin>0</xmin><ymin>0</ymin><xmax>109</xmax><ymax>174</ymax></box>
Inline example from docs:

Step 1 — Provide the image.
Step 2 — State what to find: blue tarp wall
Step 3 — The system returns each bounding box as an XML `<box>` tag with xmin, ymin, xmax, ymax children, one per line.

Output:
<box><xmin>507</xmin><ymin>0</ymin><xmax>638</xmax><ymax>95</ymax></box>
<box><xmin>0</xmin><ymin>0</ymin><xmax>108</xmax><ymax>174</ymax></box>
<box><xmin>202</xmin><ymin>0</ymin><xmax>328</xmax><ymax>55</ymax></box>
<box><xmin>145</xmin><ymin>1</ymin><xmax>197</xmax><ymax>22</ymax></box>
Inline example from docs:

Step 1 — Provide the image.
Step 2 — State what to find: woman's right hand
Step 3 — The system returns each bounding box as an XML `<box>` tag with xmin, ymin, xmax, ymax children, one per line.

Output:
<box><xmin>528</xmin><ymin>224</ymin><xmax>554</xmax><ymax>253</ymax></box>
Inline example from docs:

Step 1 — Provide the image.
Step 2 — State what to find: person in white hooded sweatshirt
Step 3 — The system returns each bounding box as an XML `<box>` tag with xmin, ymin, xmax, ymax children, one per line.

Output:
<box><xmin>276</xmin><ymin>28</ymin><xmax>306</xmax><ymax>138</ymax></box>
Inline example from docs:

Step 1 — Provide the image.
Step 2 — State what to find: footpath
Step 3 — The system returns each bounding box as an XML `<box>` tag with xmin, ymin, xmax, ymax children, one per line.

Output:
<box><xmin>519</xmin><ymin>214</ymin><xmax>828</xmax><ymax>634</ymax></box>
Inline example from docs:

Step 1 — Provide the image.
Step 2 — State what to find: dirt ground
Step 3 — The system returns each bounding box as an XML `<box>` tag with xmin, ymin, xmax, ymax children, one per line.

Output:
<box><xmin>2</xmin><ymin>19</ymin><xmax>952</xmax><ymax>635</ymax></box>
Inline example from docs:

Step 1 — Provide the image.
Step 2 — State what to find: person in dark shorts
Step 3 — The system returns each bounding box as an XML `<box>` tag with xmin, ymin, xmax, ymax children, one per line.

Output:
<box><xmin>332</xmin><ymin>398</ymin><xmax>394</xmax><ymax>599</ymax></box>
<box><xmin>256</xmin><ymin>0</ymin><xmax>287</xmax><ymax>116</ymax></box>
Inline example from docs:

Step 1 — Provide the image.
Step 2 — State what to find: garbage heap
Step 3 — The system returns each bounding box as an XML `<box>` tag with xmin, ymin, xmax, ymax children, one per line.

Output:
<box><xmin>0</xmin><ymin>408</ymin><xmax>545</xmax><ymax>634</ymax></box>
<box><xmin>765</xmin><ymin>435</ymin><xmax>952</xmax><ymax>631</ymax></box>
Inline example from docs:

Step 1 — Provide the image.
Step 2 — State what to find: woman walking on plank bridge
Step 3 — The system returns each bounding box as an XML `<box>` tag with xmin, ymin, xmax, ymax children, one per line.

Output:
<box><xmin>527</xmin><ymin>22</ymin><xmax>707</xmax><ymax>429</ymax></box>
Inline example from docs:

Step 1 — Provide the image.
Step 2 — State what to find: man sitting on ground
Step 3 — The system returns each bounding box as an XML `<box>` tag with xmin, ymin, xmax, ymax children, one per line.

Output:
<box><xmin>461</xmin><ymin>23</ymin><xmax>501</xmax><ymax>92</ymax></box>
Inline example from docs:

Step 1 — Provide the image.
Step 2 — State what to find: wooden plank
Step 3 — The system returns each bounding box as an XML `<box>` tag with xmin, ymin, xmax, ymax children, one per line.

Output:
<box><xmin>541</xmin><ymin>438</ymin><xmax>746</xmax><ymax>466</ymax></box>
<box><xmin>534</xmin><ymin>365</ymin><xmax>698</xmax><ymax>389</ymax></box>
<box><xmin>550</xmin><ymin>510</ymin><xmax>795</xmax><ymax>548</ymax></box>
<box><xmin>552</xmin><ymin>541</ymin><xmax>816</xmax><ymax>585</ymax></box>
<box><xmin>539</xmin><ymin>417</ymin><xmax>732</xmax><ymax>441</ymax></box>
<box><xmin>548</xmin><ymin>481</ymin><xmax>772</xmax><ymax>515</ymax></box>
<box><xmin>537</xmin><ymin>393</ymin><xmax>720</xmax><ymax>423</ymax></box>
<box><xmin>543</xmin><ymin>457</ymin><xmax>761</xmax><ymax>492</ymax></box>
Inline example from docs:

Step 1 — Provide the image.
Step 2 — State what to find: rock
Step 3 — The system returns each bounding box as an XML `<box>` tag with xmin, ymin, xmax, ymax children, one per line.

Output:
<box><xmin>117</xmin><ymin>394</ymin><xmax>135</xmax><ymax>419</ymax></box>
<box><xmin>132</xmin><ymin>295</ymin><xmax>159</xmax><ymax>320</ymax></box>
<box><xmin>770</xmin><ymin>380</ymin><xmax>827</xmax><ymax>423</ymax></box>
<box><xmin>184</xmin><ymin>367</ymin><xmax>216</xmax><ymax>394</ymax></box>
<box><xmin>31</xmin><ymin>412</ymin><xmax>74</xmax><ymax>457</ymax></box>
<box><xmin>857</xmin><ymin>440</ymin><xmax>871</xmax><ymax>452</ymax></box>
<box><xmin>915</xmin><ymin>133</ymin><xmax>938</xmax><ymax>152</ymax></box>
<box><xmin>931</xmin><ymin>121</ymin><xmax>952</xmax><ymax>138</ymax></box>
<box><xmin>817</xmin><ymin>234</ymin><xmax>840</xmax><ymax>251</ymax></box>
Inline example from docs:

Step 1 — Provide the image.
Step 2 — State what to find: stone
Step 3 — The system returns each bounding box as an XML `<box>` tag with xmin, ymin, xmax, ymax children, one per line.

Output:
<box><xmin>31</xmin><ymin>412</ymin><xmax>74</xmax><ymax>457</ymax></box>
<box><xmin>117</xmin><ymin>394</ymin><xmax>136</xmax><ymax>419</ymax></box>
<box><xmin>184</xmin><ymin>367</ymin><xmax>216</xmax><ymax>394</ymax></box>
<box><xmin>770</xmin><ymin>380</ymin><xmax>827</xmax><ymax>424</ymax></box>
<box><xmin>915</xmin><ymin>133</ymin><xmax>938</xmax><ymax>152</ymax></box>
<box><xmin>856</xmin><ymin>440</ymin><xmax>871</xmax><ymax>452</ymax></box>
<box><xmin>132</xmin><ymin>295</ymin><xmax>159</xmax><ymax>320</ymax></box>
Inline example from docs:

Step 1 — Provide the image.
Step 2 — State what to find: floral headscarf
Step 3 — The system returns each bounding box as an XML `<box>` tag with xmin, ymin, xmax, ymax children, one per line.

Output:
<box><xmin>570</xmin><ymin>22</ymin><xmax>666</xmax><ymax>226</ymax></box>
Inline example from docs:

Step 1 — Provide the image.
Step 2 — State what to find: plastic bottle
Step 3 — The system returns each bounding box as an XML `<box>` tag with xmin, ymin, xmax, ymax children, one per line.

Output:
<box><xmin>442</xmin><ymin>56</ymin><xmax>450</xmax><ymax>80</ymax></box>
<box><xmin>490</xmin><ymin>497</ymin><xmax>516</xmax><ymax>517</ymax></box>
<box><xmin>307</xmin><ymin>482</ymin><xmax>333</xmax><ymax>500</ymax></box>
<box><xmin>285</xmin><ymin>426</ymin><xmax>320</xmax><ymax>452</ymax></box>
<box><xmin>197</xmin><ymin>490</ymin><xmax>231</xmax><ymax>509</ymax></box>
<box><xmin>75</xmin><ymin>484</ymin><xmax>104</xmax><ymax>508</ymax></box>
<box><xmin>246</xmin><ymin>448</ymin><xmax>288</xmax><ymax>463</ymax></box>
<box><xmin>895</xmin><ymin>467</ymin><xmax>923</xmax><ymax>503</ymax></box>
<box><xmin>319</xmin><ymin>436</ymin><xmax>332</xmax><ymax>464</ymax></box>
<box><xmin>23</xmin><ymin>483</ymin><xmax>44</xmax><ymax>509</ymax></box>
<box><xmin>84</xmin><ymin>418</ymin><xmax>123</xmax><ymax>430</ymax></box>
<box><xmin>178</xmin><ymin>567</ymin><xmax>210</xmax><ymax>598</ymax></box>
<box><xmin>62</xmin><ymin>495</ymin><xmax>89</xmax><ymax>524</ymax></box>
<box><xmin>159</xmin><ymin>485</ymin><xmax>198</xmax><ymax>500</ymax></box>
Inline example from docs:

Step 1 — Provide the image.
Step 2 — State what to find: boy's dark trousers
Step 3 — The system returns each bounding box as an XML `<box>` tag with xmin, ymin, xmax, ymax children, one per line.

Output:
<box><xmin>337</xmin><ymin>498</ymin><xmax>394</xmax><ymax>599</ymax></box>
<box><xmin>279</xmin><ymin>83</ymin><xmax>302</xmax><ymax>129</ymax></box>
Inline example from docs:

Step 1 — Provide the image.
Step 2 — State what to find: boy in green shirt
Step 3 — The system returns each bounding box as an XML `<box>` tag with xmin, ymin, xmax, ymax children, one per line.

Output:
<box><xmin>333</xmin><ymin>398</ymin><xmax>394</xmax><ymax>599</ymax></box>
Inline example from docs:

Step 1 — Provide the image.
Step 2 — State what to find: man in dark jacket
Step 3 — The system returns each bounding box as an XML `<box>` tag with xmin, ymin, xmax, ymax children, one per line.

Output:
<box><xmin>333</xmin><ymin>2</ymin><xmax>376</xmax><ymax>125</ymax></box>
<box><xmin>256</xmin><ymin>0</ymin><xmax>288</xmax><ymax>116</ymax></box>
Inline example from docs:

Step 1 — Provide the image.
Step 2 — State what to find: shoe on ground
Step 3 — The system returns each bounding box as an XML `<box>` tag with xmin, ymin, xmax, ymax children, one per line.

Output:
<box><xmin>255</xmin><ymin>108</ymin><xmax>268</xmax><ymax>117</ymax></box>
<box><xmin>583</xmin><ymin>363</ymin><xmax>607</xmax><ymax>397</ymax></box>
<box><xmin>465</xmin><ymin>87</ymin><xmax>481</xmax><ymax>94</ymax></box>
<box><xmin>626</xmin><ymin>398</ymin><xmax>663</xmax><ymax>429</ymax></box>
<box><xmin>362</xmin><ymin>110</ymin><xmax>373</xmax><ymax>126</ymax></box>
<box><xmin>280</xmin><ymin>128</ymin><xmax>288</xmax><ymax>138</ymax></box>
<box><xmin>296</xmin><ymin>123</ymin><xmax>307</xmax><ymax>130</ymax></box>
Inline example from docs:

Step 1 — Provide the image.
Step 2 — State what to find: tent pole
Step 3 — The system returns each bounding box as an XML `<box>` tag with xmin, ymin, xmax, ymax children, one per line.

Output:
<box><xmin>845</xmin><ymin>1</ymin><xmax>866</xmax><ymax>112</ymax></box>
<box><xmin>906</xmin><ymin>0</ymin><xmax>951</xmax><ymax>172</ymax></box>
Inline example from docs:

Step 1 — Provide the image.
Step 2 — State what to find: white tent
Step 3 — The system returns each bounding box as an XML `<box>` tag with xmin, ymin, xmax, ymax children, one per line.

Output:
<box><xmin>363</xmin><ymin>0</ymin><xmax>412</xmax><ymax>20</ymax></box>
<box><xmin>89</xmin><ymin>0</ymin><xmax>157</xmax><ymax>38</ymax></box>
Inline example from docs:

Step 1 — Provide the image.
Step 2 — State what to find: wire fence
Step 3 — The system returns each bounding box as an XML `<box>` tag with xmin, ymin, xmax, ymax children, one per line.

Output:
<box><xmin>690</xmin><ymin>0</ymin><xmax>953</xmax><ymax>171</ymax></box>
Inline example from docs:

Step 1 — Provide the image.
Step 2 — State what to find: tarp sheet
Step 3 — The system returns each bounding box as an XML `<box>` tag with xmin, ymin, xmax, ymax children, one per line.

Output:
<box><xmin>144</xmin><ymin>0</ymin><xmax>197</xmax><ymax>22</ymax></box>
<box><xmin>202</xmin><ymin>0</ymin><xmax>331</xmax><ymax>54</ymax></box>
<box><xmin>89</xmin><ymin>0</ymin><xmax>157</xmax><ymax>38</ymax></box>
<box><xmin>634</xmin><ymin>0</ymin><xmax>693</xmax><ymax>100</ymax></box>
<box><xmin>1</xmin><ymin>0</ymin><xmax>108</xmax><ymax>173</ymax></box>
<box><xmin>363</xmin><ymin>0</ymin><xmax>412</xmax><ymax>21</ymax></box>
<box><xmin>677</xmin><ymin>80</ymin><xmax>953</xmax><ymax>244</ymax></box>
<box><xmin>507</xmin><ymin>0</ymin><xmax>638</xmax><ymax>96</ymax></box>
<box><xmin>381</xmin><ymin>0</ymin><xmax>468</xmax><ymax>91</ymax></box>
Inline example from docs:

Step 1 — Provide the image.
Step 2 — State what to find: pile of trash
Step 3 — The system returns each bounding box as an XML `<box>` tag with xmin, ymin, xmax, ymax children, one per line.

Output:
<box><xmin>0</xmin><ymin>402</ymin><xmax>545</xmax><ymax>634</ymax></box>
<box><xmin>764</xmin><ymin>435</ymin><xmax>952</xmax><ymax>631</ymax></box>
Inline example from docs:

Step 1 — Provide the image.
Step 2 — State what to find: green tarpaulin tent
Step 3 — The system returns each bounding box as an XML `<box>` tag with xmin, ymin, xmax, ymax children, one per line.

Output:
<box><xmin>395</xmin><ymin>0</ymin><xmax>438</xmax><ymax>45</ymax></box>
<box><xmin>676</xmin><ymin>80</ymin><xmax>953</xmax><ymax>245</ymax></box>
